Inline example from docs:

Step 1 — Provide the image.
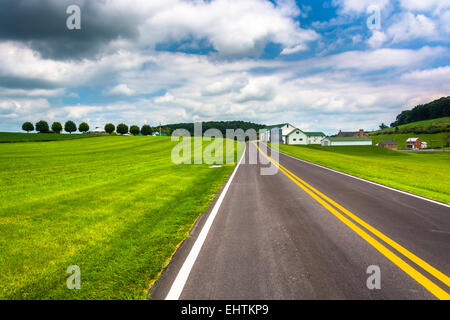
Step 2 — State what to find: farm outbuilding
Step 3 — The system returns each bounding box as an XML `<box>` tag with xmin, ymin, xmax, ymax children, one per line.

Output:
<box><xmin>321</xmin><ymin>137</ymin><xmax>372</xmax><ymax>146</ymax></box>
<box><xmin>305</xmin><ymin>132</ymin><xmax>326</xmax><ymax>145</ymax></box>
<box><xmin>90</xmin><ymin>126</ymin><xmax>106</xmax><ymax>134</ymax></box>
<box><xmin>377</xmin><ymin>139</ymin><xmax>398</xmax><ymax>150</ymax></box>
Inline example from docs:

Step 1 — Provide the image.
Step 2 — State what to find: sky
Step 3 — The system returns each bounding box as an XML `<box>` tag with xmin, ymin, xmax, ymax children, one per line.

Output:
<box><xmin>0</xmin><ymin>0</ymin><xmax>449</xmax><ymax>134</ymax></box>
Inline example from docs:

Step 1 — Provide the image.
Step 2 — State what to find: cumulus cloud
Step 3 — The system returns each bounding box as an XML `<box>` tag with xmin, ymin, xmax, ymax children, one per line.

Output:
<box><xmin>103</xmin><ymin>84</ymin><xmax>136</xmax><ymax>97</ymax></box>
<box><xmin>387</xmin><ymin>13</ymin><xmax>438</xmax><ymax>43</ymax></box>
<box><xmin>0</xmin><ymin>0</ymin><xmax>319</xmax><ymax>59</ymax></box>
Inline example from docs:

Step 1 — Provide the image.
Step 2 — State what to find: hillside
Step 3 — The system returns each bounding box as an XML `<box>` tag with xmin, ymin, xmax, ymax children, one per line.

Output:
<box><xmin>369</xmin><ymin>117</ymin><xmax>450</xmax><ymax>149</ymax></box>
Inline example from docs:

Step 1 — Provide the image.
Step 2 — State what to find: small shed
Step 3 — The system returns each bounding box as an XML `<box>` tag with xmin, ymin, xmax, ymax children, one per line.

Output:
<box><xmin>378</xmin><ymin>139</ymin><xmax>397</xmax><ymax>150</ymax></box>
<box><xmin>406</xmin><ymin>138</ymin><xmax>422</xmax><ymax>150</ymax></box>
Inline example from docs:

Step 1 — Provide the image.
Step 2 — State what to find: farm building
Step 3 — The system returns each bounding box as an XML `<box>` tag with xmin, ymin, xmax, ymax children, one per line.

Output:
<box><xmin>260</xmin><ymin>123</ymin><xmax>295</xmax><ymax>143</ymax></box>
<box><xmin>90</xmin><ymin>126</ymin><xmax>106</xmax><ymax>134</ymax></box>
<box><xmin>284</xmin><ymin>130</ymin><xmax>326</xmax><ymax>145</ymax></box>
<box><xmin>337</xmin><ymin>129</ymin><xmax>369</xmax><ymax>138</ymax></box>
<box><xmin>260</xmin><ymin>124</ymin><xmax>326</xmax><ymax>145</ymax></box>
<box><xmin>285</xmin><ymin>129</ymin><xmax>307</xmax><ymax>145</ymax></box>
<box><xmin>321</xmin><ymin>137</ymin><xmax>372</xmax><ymax>146</ymax></box>
<box><xmin>377</xmin><ymin>139</ymin><xmax>398</xmax><ymax>150</ymax></box>
<box><xmin>305</xmin><ymin>132</ymin><xmax>326</xmax><ymax>145</ymax></box>
<box><xmin>152</xmin><ymin>132</ymin><xmax>168</xmax><ymax>136</ymax></box>
<box><xmin>406</xmin><ymin>138</ymin><xmax>422</xmax><ymax>150</ymax></box>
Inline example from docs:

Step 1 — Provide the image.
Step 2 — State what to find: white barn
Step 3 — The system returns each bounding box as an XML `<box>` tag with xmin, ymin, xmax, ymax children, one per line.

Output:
<box><xmin>321</xmin><ymin>137</ymin><xmax>372</xmax><ymax>146</ymax></box>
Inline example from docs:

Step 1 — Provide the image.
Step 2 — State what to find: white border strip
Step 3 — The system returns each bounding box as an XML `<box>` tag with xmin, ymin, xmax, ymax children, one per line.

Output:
<box><xmin>165</xmin><ymin>144</ymin><xmax>247</xmax><ymax>300</ymax></box>
<box><xmin>263</xmin><ymin>143</ymin><xmax>450</xmax><ymax>208</ymax></box>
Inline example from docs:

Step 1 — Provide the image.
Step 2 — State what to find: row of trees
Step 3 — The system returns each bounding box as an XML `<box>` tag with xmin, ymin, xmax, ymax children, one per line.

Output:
<box><xmin>22</xmin><ymin>120</ymin><xmax>83</xmax><ymax>134</ymax></box>
<box><xmin>22</xmin><ymin>120</ymin><xmax>171</xmax><ymax>136</ymax></box>
<box><xmin>165</xmin><ymin>120</ymin><xmax>266</xmax><ymax>135</ymax></box>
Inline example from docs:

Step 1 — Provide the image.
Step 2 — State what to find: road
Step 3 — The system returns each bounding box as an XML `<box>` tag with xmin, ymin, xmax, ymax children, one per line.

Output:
<box><xmin>151</xmin><ymin>142</ymin><xmax>450</xmax><ymax>300</ymax></box>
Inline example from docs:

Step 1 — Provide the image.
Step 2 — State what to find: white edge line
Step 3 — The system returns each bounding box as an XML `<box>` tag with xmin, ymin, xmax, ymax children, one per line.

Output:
<box><xmin>262</xmin><ymin>142</ymin><xmax>450</xmax><ymax>209</ymax></box>
<box><xmin>165</xmin><ymin>144</ymin><xmax>247</xmax><ymax>300</ymax></box>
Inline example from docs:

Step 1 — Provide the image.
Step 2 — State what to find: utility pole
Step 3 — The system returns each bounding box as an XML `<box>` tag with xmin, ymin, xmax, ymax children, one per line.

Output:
<box><xmin>159</xmin><ymin>122</ymin><xmax>162</xmax><ymax>136</ymax></box>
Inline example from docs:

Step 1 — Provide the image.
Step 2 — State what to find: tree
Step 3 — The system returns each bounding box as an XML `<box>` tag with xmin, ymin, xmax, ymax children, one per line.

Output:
<box><xmin>130</xmin><ymin>125</ymin><xmax>140</xmax><ymax>136</ymax></box>
<box><xmin>117</xmin><ymin>123</ymin><xmax>128</xmax><ymax>135</ymax></box>
<box><xmin>64</xmin><ymin>120</ymin><xmax>77</xmax><ymax>134</ymax></box>
<box><xmin>51</xmin><ymin>122</ymin><xmax>63</xmax><ymax>134</ymax></box>
<box><xmin>104</xmin><ymin>123</ymin><xmax>115</xmax><ymax>135</ymax></box>
<box><xmin>35</xmin><ymin>120</ymin><xmax>49</xmax><ymax>133</ymax></box>
<box><xmin>22</xmin><ymin>122</ymin><xmax>34</xmax><ymax>133</ymax></box>
<box><xmin>78</xmin><ymin>122</ymin><xmax>89</xmax><ymax>133</ymax></box>
<box><xmin>141</xmin><ymin>124</ymin><xmax>152</xmax><ymax>136</ymax></box>
<box><xmin>379</xmin><ymin>123</ymin><xmax>388</xmax><ymax>130</ymax></box>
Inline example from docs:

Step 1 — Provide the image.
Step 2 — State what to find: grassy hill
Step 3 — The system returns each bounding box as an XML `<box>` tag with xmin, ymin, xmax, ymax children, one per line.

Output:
<box><xmin>0</xmin><ymin>136</ymin><xmax>242</xmax><ymax>299</ymax></box>
<box><xmin>277</xmin><ymin>144</ymin><xmax>450</xmax><ymax>204</ymax></box>
<box><xmin>0</xmin><ymin>132</ymin><xmax>102</xmax><ymax>143</ymax></box>
<box><xmin>369</xmin><ymin>117</ymin><xmax>450</xmax><ymax>149</ymax></box>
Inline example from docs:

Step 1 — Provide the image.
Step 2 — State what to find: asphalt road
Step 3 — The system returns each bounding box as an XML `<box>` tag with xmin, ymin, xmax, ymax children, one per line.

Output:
<box><xmin>151</xmin><ymin>142</ymin><xmax>450</xmax><ymax>300</ymax></box>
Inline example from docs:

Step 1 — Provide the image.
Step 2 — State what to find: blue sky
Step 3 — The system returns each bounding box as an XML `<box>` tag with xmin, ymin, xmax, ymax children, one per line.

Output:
<box><xmin>0</xmin><ymin>0</ymin><xmax>449</xmax><ymax>134</ymax></box>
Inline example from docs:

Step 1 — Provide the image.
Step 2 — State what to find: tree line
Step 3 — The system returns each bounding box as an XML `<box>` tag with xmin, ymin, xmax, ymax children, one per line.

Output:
<box><xmin>21</xmin><ymin>120</ymin><xmax>172</xmax><ymax>136</ymax></box>
<box><xmin>388</xmin><ymin>96</ymin><xmax>450</xmax><ymax>128</ymax></box>
<box><xmin>165</xmin><ymin>120</ymin><xmax>266</xmax><ymax>136</ymax></box>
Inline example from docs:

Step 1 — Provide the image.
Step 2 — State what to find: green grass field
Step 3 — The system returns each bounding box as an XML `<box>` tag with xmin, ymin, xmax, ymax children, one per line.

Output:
<box><xmin>0</xmin><ymin>136</ymin><xmax>242</xmax><ymax>299</ymax></box>
<box><xmin>0</xmin><ymin>132</ymin><xmax>102</xmax><ymax>143</ymax></box>
<box><xmin>276</xmin><ymin>144</ymin><xmax>450</xmax><ymax>204</ymax></box>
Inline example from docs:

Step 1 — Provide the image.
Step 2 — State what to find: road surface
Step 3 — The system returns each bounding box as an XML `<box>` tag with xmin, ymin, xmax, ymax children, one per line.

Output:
<box><xmin>151</xmin><ymin>142</ymin><xmax>450</xmax><ymax>300</ymax></box>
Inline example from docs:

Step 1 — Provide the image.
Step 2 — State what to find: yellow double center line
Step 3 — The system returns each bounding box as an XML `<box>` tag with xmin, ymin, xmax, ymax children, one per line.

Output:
<box><xmin>253</xmin><ymin>142</ymin><xmax>450</xmax><ymax>300</ymax></box>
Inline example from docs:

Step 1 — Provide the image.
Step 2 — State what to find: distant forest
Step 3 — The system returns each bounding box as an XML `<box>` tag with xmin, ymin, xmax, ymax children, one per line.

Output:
<box><xmin>390</xmin><ymin>96</ymin><xmax>450</xmax><ymax>127</ymax></box>
<box><xmin>165</xmin><ymin>121</ymin><xmax>266</xmax><ymax>136</ymax></box>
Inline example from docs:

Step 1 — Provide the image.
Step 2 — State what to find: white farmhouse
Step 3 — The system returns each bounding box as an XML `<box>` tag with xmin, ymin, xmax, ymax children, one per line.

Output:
<box><xmin>321</xmin><ymin>137</ymin><xmax>372</xmax><ymax>146</ymax></box>
<box><xmin>285</xmin><ymin>129</ymin><xmax>308</xmax><ymax>145</ymax></box>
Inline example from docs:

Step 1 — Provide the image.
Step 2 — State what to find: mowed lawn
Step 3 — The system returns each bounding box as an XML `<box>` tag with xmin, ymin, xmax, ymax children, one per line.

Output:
<box><xmin>0</xmin><ymin>136</ymin><xmax>241</xmax><ymax>299</ymax></box>
<box><xmin>276</xmin><ymin>145</ymin><xmax>450</xmax><ymax>204</ymax></box>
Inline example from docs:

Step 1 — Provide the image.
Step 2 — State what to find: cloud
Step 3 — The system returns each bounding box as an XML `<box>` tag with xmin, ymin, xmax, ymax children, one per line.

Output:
<box><xmin>103</xmin><ymin>84</ymin><xmax>136</xmax><ymax>97</ymax></box>
<box><xmin>387</xmin><ymin>13</ymin><xmax>438</xmax><ymax>43</ymax></box>
<box><xmin>0</xmin><ymin>98</ymin><xmax>50</xmax><ymax>118</ymax></box>
<box><xmin>332</xmin><ymin>0</ymin><xmax>391</xmax><ymax>13</ymax></box>
<box><xmin>0</xmin><ymin>0</ymin><xmax>319</xmax><ymax>59</ymax></box>
<box><xmin>399</xmin><ymin>0</ymin><xmax>450</xmax><ymax>13</ymax></box>
<box><xmin>367</xmin><ymin>31</ymin><xmax>388</xmax><ymax>48</ymax></box>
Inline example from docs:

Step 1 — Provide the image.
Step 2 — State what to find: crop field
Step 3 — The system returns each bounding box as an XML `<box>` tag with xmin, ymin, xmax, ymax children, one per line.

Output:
<box><xmin>0</xmin><ymin>132</ymin><xmax>102</xmax><ymax>143</ymax></box>
<box><xmin>276</xmin><ymin>144</ymin><xmax>450</xmax><ymax>204</ymax></box>
<box><xmin>0</xmin><ymin>136</ymin><xmax>243</xmax><ymax>299</ymax></box>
